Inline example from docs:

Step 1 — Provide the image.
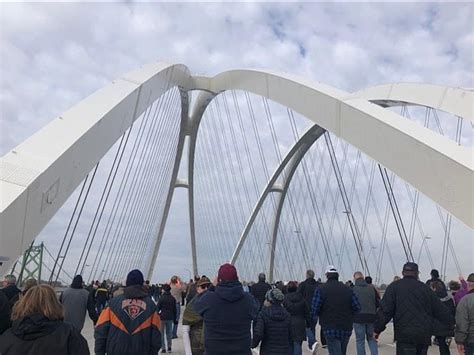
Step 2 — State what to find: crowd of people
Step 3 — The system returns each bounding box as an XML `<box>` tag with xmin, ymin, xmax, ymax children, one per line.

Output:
<box><xmin>0</xmin><ymin>263</ymin><xmax>472</xmax><ymax>355</ymax></box>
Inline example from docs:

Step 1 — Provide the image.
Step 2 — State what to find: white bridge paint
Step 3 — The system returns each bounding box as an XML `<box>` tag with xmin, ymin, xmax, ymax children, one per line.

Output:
<box><xmin>1</xmin><ymin>62</ymin><xmax>472</xmax><ymax>279</ymax></box>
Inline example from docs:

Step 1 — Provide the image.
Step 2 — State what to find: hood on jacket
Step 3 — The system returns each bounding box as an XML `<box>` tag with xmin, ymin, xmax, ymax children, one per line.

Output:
<box><xmin>355</xmin><ymin>279</ymin><xmax>368</xmax><ymax>287</ymax></box>
<box><xmin>11</xmin><ymin>314</ymin><xmax>61</xmax><ymax>340</ymax></box>
<box><xmin>285</xmin><ymin>291</ymin><xmax>304</xmax><ymax>304</ymax></box>
<box><xmin>124</xmin><ymin>285</ymin><xmax>148</xmax><ymax>299</ymax></box>
<box><xmin>264</xmin><ymin>304</ymin><xmax>289</xmax><ymax>322</ymax></box>
<box><xmin>215</xmin><ymin>280</ymin><xmax>244</xmax><ymax>303</ymax></box>
<box><xmin>71</xmin><ymin>275</ymin><xmax>83</xmax><ymax>289</ymax></box>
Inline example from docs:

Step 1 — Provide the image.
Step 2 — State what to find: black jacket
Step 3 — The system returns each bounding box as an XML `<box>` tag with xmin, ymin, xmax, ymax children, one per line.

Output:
<box><xmin>0</xmin><ymin>314</ymin><xmax>89</xmax><ymax>355</ymax></box>
<box><xmin>251</xmin><ymin>281</ymin><xmax>271</xmax><ymax>307</ymax></box>
<box><xmin>252</xmin><ymin>304</ymin><xmax>291</xmax><ymax>355</ymax></box>
<box><xmin>193</xmin><ymin>280</ymin><xmax>259</xmax><ymax>355</ymax></box>
<box><xmin>2</xmin><ymin>284</ymin><xmax>20</xmax><ymax>307</ymax></box>
<box><xmin>283</xmin><ymin>292</ymin><xmax>310</xmax><ymax>342</ymax></box>
<box><xmin>157</xmin><ymin>292</ymin><xmax>177</xmax><ymax>321</ymax></box>
<box><xmin>94</xmin><ymin>285</ymin><xmax>161</xmax><ymax>355</ymax></box>
<box><xmin>374</xmin><ymin>276</ymin><xmax>455</xmax><ymax>345</ymax></box>
<box><xmin>297</xmin><ymin>278</ymin><xmax>319</xmax><ymax>308</ymax></box>
<box><xmin>0</xmin><ymin>290</ymin><xmax>11</xmax><ymax>335</ymax></box>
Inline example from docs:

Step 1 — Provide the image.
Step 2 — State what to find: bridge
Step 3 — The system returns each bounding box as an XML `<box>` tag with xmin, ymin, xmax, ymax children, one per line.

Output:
<box><xmin>0</xmin><ymin>62</ymin><xmax>472</xmax><ymax>285</ymax></box>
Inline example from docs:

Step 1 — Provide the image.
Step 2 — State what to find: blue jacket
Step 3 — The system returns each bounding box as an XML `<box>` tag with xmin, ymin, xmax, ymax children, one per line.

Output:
<box><xmin>193</xmin><ymin>280</ymin><xmax>259</xmax><ymax>355</ymax></box>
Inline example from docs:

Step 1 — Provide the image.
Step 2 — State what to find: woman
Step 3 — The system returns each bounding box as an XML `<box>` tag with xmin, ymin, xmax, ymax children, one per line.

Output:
<box><xmin>170</xmin><ymin>275</ymin><xmax>184</xmax><ymax>338</ymax></box>
<box><xmin>283</xmin><ymin>281</ymin><xmax>311</xmax><ymax>355</ymax></box>
<box><xmin>0</xmin><ymin>284</ymin><xmax>90</xmax><ymax>355</ymax></box>
<box><xmin>252</xmin><ymin>288</ymin><xmax>291</xmax><ymax>355</ymax></box>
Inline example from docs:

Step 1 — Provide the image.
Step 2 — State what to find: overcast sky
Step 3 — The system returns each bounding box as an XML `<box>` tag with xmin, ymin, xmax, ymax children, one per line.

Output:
<box><xmin>1</xmin><ymin>2</ymin><xmax>472</xmax><ymax>284</ymax></box>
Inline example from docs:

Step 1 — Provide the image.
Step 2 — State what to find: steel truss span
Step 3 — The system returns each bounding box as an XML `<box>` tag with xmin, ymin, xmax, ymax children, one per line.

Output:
<box><xmin>1</xmin><ymin>62</ymin><xmax>472</xmax><ymax>278</ymax></box>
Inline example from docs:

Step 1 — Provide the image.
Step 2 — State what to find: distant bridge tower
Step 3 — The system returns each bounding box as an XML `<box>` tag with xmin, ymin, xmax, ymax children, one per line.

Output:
<box><xmin>16</xmin><ymin>242</ymin><xmax>44</xmax><ymax>285</ymax></box>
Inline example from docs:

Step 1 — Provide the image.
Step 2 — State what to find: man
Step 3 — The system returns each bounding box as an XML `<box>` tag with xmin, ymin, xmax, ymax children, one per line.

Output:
<box><xmin>455</xmin><ymin>273</ymin><xmax>474</xmax><ymax>355</ymax></box>
<box><xmin>193</xmin><ymin>263</ymin><xmax>259</xmax><ymax>355</ymax></box>
<box><xmin>157</xmin><ymin>284</ymin><xmax>177</xmax><ymax>353</ymax></box>
<box><xmin>94</xmin><ymin>269</ymin><xmax>161</xmax><ymax>355</ymax></box>
<box><xmin>353</xmin><ymin>271</ymin><xmax>379</xmax><ymax>355</ymax></box>
<box><xmin>374</xmin><ymin>262</ymin><xmax>454</xmax><ymax>355</ymax></box>
<box><xmin>0</xmin><ymin>290</ymin><xmax>11</xmax><ymax>334</ymax></box>
<box><xmin>311</xmin><ymin>266</ymin><xmax>361</xmax><ymax>355</ymax></box>
<box><xmin>60</xmin><ymin>275</ymin><xmax>98</xmax><ymax>332</ymax></box>
<box><xmin>182</xmin><ymin>276</ymin><xmax>211</xmax><ymax>355</ymax></box>
<box><xmin>298</xmin><ymin>269</ymin><xmax>322</xmax><ymax>352</ymax></box>
<box><xmin>250</xmin><ymin>272</ymin><xmax>272</xmax><ymax>309</ymax></box>
<box><xmin>2</xmin><ymin>275</ymin><xmax>20</xmax><ymax>306</ymax></box>
<box><xmin>186</xmin><ymin>276</ymin><xmax>200</xmax><ymax>304</ymax></box>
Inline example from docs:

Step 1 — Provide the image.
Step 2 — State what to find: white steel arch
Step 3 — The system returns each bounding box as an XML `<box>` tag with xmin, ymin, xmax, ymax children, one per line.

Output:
<box><xmin>1</xmin><ymin>62</ymin><xmax>472</xmax><ymax>278</ymax></box>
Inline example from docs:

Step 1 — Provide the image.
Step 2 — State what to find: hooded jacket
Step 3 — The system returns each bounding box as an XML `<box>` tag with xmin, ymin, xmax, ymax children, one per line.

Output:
<box><xmin>156</xmin><ymin>291</ymin><xmax>177</xmax><ymax>321</ymax></box>
<box><xmin>94</xmin><ymin>285</ymin><xmax>161</xmax><ymax>355</ymax></box>
<box><xmin>193</xmin><ymin>280</ymin><xmax>259</xmax><ymax>355</ymax></box>
<box><xmin>60</xmin><ymin>282</ymin><xmax>98</xmax><ymax>331</ymax></box>
<box><xmin>250</xmin><ymin>280</ymin><xmax>271</xmax><ymax>308</ymax></box>
<box><xmin>0</xmin><ymin>314</ymin><xmax>89</xmax><ymax>355</ymax></box>
<box><xmin>283</xmin><ymin>291</ymin><xmax>310</xmax><ymax>342</ymax></box>
<box><xmin>252</xmin><ymin>303</ymin><xmax>291</xmax><ymax>355</ymax></box>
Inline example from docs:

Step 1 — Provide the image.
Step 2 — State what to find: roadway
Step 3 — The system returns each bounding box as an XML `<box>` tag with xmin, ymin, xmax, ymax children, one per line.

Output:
<box><xmin>82</xmin><ymin>307</ymin><xmax>454</xmax><ymax>354</ymax></box>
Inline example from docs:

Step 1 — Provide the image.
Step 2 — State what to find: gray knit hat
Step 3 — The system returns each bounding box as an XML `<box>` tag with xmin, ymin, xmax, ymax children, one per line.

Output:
<box><xmin>265</xmin><ymin>288</ymin><xmax>285</xmax><ymax>304</ymax></box>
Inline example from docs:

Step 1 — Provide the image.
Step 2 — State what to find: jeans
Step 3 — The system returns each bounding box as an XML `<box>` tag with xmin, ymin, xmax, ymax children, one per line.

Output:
<box><xmin>161</xmin><ymin>320</ymin><xmax>173</xmax><ymax>350</ymax></box>
<box><xmin>465</xmin><ymin>344</ymin><xmax>474</xmax><ymax>355</ymax></box>
<box><xmin>395</xmin><ymin>343</ymin><xmax>428</xmax><ymax>355</ymax></box>
<box><xmin>289</xmin><ymin>341</ymin><xmax>302</xmax><ymax>355</ymax></box>
<box><xmin>172</xmin><ymin>303</ymin><xmax>181</xmax><ymax>337</ymax></box>
<box><xmin>306</xmin><ymin>327</ymin><xmax>316</xmax><ymax>349</ymax></box>
<box><xmin>434</xmin><ymin>336</ymin><xmax>450</xmax><ymax>355</ymax></box>
<box><xmin>354</xmin><ymin>323</ymin><xmax>378</xmax><ymax>355</ymax></box>
<box><xmin>326</xmin><ymin>335</ymin><xmax>350</xmax><ymax>355</ymax></box>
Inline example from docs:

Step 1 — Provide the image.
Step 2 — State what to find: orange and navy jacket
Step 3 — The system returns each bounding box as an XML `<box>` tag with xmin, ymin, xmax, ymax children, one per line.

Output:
<box><xmin>94</xmin><ymin>285</ymin><xmax>161</xmax><ymax>355</ymax></box>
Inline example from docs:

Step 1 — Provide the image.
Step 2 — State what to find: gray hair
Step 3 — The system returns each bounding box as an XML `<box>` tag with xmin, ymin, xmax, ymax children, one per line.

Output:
<box><xmin>306</xmin><ymin>269</ymin><xmax>315</xmax><ymax>279</ymax></box>
<box><xmin>4</xmin><ymin>274</ymin><xmax>16</xmax><ymax>285</ymax></box>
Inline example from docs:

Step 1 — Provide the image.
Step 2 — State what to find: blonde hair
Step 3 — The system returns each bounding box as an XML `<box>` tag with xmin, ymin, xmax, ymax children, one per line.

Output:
<box><xmin>11</xmin><ymin>284</ymin><xmax>64</xmax><ymax>321</ymax></box>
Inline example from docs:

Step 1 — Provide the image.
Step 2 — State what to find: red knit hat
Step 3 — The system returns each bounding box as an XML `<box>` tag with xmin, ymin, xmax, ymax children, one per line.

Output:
<box><xmin>218</xmin><ymin>263</ymin><xmax>238</xmax><ymax>282</ymax></box>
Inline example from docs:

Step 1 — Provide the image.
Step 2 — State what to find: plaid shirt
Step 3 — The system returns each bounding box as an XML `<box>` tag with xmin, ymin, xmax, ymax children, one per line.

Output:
<box><xmin>311</xmin><ymin>287</ymin><xmax>361</xmax><ymax>339</ymax></box>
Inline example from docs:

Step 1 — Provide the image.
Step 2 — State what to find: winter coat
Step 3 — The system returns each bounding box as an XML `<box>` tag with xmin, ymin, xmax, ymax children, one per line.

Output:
<box><xmin>186</xmin><ymin>283</ymin><xmax>198</xmax><ymax>304</ymax></box>
<box><xmin>297</xmin><ymin>278</ymin><xmax>319</xmax><ymax>309</ymax></box>
<box><xmin>250</xmin><ymin>281</ymin><xmax>272</xmax><ymax>308</ymax></box>
<box><xmin>60</xmin><ymin>287</ymin><xmax>98</xmax><ymax>331</ymax></box>
<box><xmin>94</xmin><ymin>285</ymin><xmax>162</xmax><ymax>355</ymax></box>
<box><xmin>374</xmin><ymin>275</ymin><xmax>455</xmax><ymax>345</ymax></box>
<box><xmin>0</xmin><ymin>314</ymin><xmax>89</xmax><ymax>355</ymax></box>
<box><xmin>183</xmin><ymin>293</ymin><xmax>206</xmax><ymax>354</ymax></box>
<box><xmin>157</xmin><ymin>292</ymin><xmax>177</xmax><ymax>322</ymax></box>
<box><xmin>252</xmin><ymin>304</ymin><xmax>291</xmax><ymax>355</ymax></box>
<box><xmin>283</xmin><ymin>292</ymin><xmax>310</xmax><ymax>342</ymax></box>
<box><xmin>0</xmin><ymin>290</ymin><xmax>12</xmax><ymax>335</ymax></box>
<box><xmin>353</xmin><ymin>278</ymin><xmax>379</xmax><ymax>324</ymax></box>
<box><xmin>193</xmin><ymin>280</ymin><xmax>259</xmax><ymax>355</ymax></box>
<box><xmin>171</xmin><ymin>283</ymin><xmax>184</xmax><ymax>304</ymax></box>
<box><xmin>95</xmin><ymin>287</ymin><xmax>108</xmax><ymax>304</ymax></box>
<box><xmin>454</xmin><ymin>279</ymin><xmax>469</xmax><ymax>305</ymax></box>
<box><xmin>2</xmin><ymin>284</ymin><xmax>20</xmax><ymax>307</ymax></box>
<box><xmin>455</xmin><ymin>290</ymin><xmax>474</xmax><ymax>345</ymax></box>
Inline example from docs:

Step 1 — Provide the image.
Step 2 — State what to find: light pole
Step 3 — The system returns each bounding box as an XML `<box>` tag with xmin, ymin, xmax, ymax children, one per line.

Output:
<box><xmin>417</xmin><ymin>235</ymin><xmax>431</xmax><ymax>264</ymax></box>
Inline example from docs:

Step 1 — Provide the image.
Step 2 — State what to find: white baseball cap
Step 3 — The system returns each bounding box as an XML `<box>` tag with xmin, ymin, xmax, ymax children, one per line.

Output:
<box><xmin>325</xmin><ymin>265</ymin><xmax>338</xmax><ymax>273</ymax></box>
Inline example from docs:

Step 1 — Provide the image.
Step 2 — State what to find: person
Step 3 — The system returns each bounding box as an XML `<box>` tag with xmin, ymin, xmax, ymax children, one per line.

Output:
<box><xmin>186</xmin><ymin>276</ymin><xmax>199</xmax><ymax>304</ymax></box>
<box><xmin>311</xmin><ymin>266</ymin><xmax>361</xmax><ymax>355</ymax></box>
<box><xmin>0</xmin><ymin>284</ymin><xmax>89</xmax><ymax>355</ymax></box>
<box><xmin>352</xmin><ymin>271</ymin><xmax>379</xmax><ymax>355</ymax></box>
<box><xmin>2</xmin><ymin>275</ymin><xmax>21</xmax><ymax>306</ymax></box>
<box><xmin>251</xmin><ymin>272</ymin><xmax>272</xmax><ymax>309</ymax></box>
<box><xmin>170</xmin><ymin>275</ymin><xmax>184</xmax><ymax>338</ymax></box>
<box><xmin>21</xmin><ymin>278</ymin><xmax>38</xmax><ymax>295</ymax></box>
<box><xmin>252</xmin><ymin>288</ymin><xmax>291</xmax><ymax>355</ymax></box>
<box><xmin>182</xmin><ymin>276</ymin><xmax>211</xmax><ymax>355</ymax></box>
<box><xmin>298</xmin><ymin>269</ymin><xmax>323</xmax><ymax>352</ymax></box>
<box><xmin>95</xmin><ymin>281</ymin><xmax>109</xmax><ymax>314</ymax></box>
<box><xmin>455</xmin><ymin>273</ymin><xmax>474</xmax><ymax>355</ymax></box>
<box><xmin>60</xmin><ymin>274</ymin><xmax>98</xmax><ymax>332</ymax></box>
<box><xmin>429</xmin><ymin>277</ymin><xmax>455</xmax><ymax>355</ymax></box>
<box><xmin>193</xmin><ymin>263</ymin><xmax>259</xmax><ymax>355</ymax></box>
<box><xmin>374</xmin><ymin>262</ymin><xmax>455</xmax><ymax>355</ymax></box>
<box><xmin>0</xmin><ymin>289</ymin><xmax>11</xmax><ymax>334</ymax></box>
<box><xmin>454</xmin><ymin>276</ymin><xmax>470</xmax><ymax>306</ymax></box>
<box><xmin>283</xmin><ymin>281</ymin><xmax>311</xmax><ymax>355</ymax></box>
<box><xmin>94</xmin><ymin>269</ymin><xmax>162</xmax><ymax>355</ymax></box>
<box><xmin>157</xmin><ymin>284</ymin><xmax>177</xmax><ymax>353</ymax></box>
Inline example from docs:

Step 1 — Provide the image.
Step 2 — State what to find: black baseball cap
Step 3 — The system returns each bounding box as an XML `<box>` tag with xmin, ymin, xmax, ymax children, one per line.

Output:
<box><xmin>403</xmin><ymin>262</ymin><xmax>419</xmax><ymax>272</ymax></box>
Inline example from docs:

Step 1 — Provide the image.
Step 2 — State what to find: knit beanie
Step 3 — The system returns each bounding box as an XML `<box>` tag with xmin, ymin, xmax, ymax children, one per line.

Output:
<box><xmin>71</xmin><ymin>275</ymin><xmax>83</xmax><ymax>289</ymax></box>
<box><xmin>265</xmin><ymin>288</ymin><xmax>285</xmax><ymax>304</ymax></box>
<box><xmin>218</xmin><ymin>263</ymin><xmax>238</xmax><ymax>282</ymax></box>
<box><xmin>126</xmin><ymin>269</ymin><xmax>144</xmax><ymax>286</ymax></box>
